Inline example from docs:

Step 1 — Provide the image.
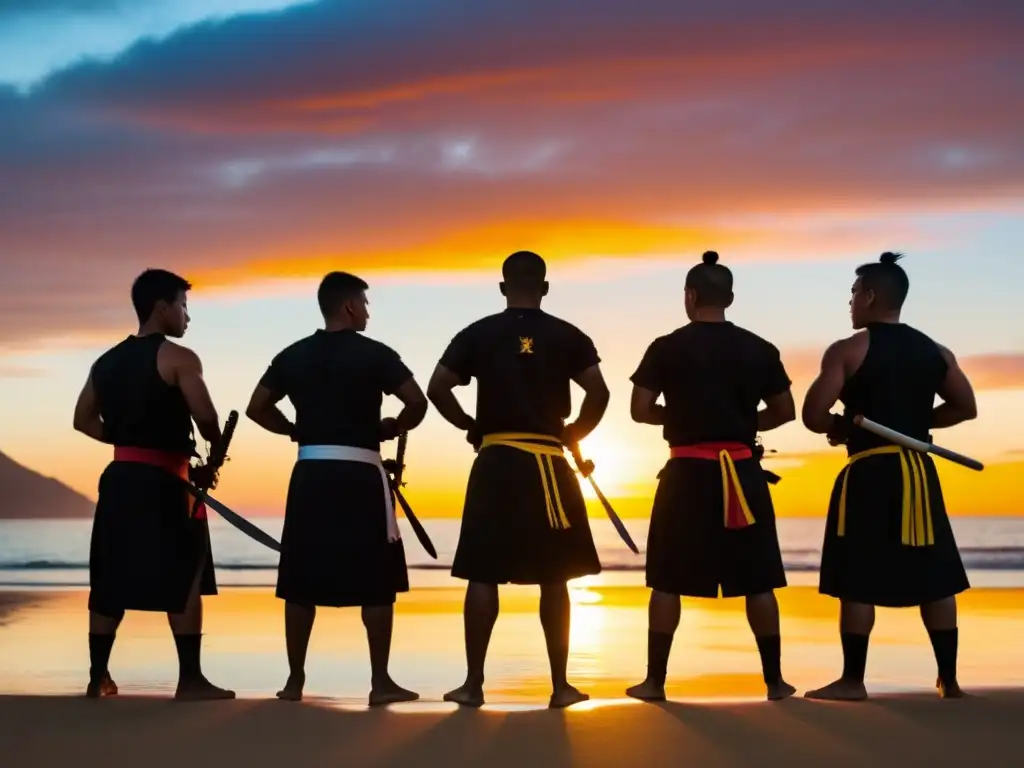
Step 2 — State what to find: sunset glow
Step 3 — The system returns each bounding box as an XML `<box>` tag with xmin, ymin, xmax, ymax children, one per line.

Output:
<box><xmin>0</xmin><ymin>0</ymin><xmax>1021</xmax><ymax>524</ymax></box>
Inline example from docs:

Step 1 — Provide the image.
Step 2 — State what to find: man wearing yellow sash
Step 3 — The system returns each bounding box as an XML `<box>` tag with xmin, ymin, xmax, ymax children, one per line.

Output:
<box><xmin>625</xmin><ymin>251</ymin><xmax>797</xmax><ymax>703</ymax></box>
<box><xmin>427</xmin><ymin>251</ymin><xmax>609</xmax><ymax>709</ymax></box>
<box><xmin>803</xmin><ymin>252</ymin><xmax>977</xmax><ymax>701</ymax></box>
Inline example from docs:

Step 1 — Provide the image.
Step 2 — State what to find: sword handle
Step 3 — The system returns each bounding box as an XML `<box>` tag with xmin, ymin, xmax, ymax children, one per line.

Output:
<box><xmin>567</xmin><ymin>443</ymin><xmax>595</xmax><ymax>478</ymax></box>
<box><xmin>210</xmin><ymin>410</ymin><xmax>239</xmax><ymax>470</ymax></box>
<box><xmin>191</xmin><ymin>411</ymin><xmax>239</xmax><ymax>514</ymax></box>
<box><xmin>387</xmin><ymin>432</ymin><xmax>408</xmax><ymax>487</ymax></box>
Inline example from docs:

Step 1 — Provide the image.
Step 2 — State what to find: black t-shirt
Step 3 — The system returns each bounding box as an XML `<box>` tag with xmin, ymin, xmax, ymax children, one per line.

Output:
<box><xmin>630</xmin><ymin>321</ymin><xmax>791</xmax><ymax>447</ymax></box>
<box><xmin>438</xmin><ymin>308</ymin><xmax>601</xmax><ymax>437</ymax></box>
<box><xmin>258</xmin><ymin>329</ymin><xmax>413</xmax><ymax>450</ymax></box>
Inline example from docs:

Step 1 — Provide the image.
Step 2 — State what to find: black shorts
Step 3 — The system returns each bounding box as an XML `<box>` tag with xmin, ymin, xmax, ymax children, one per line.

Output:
<box><xmin>646</xmin><ymin>457</ymin><xmax>786</xmax><ymax>598</ymax></box>
<box><xmin>276</xmin><ymin>459</ymin><xmax>409</xmax><ymax>608</ymax></box>
<box><xmin>818</xmin><ymin>451</ymin><xmax>970</xmax><ymax>607</ymax></box>
<box><xmin>88</xmin><ymin>461</ymin><xmax>216</xmax><ymax>615</ymax></box>
<box><xmin>451</xmin><ymin>444</ymin><xmax>601</xmax><ymax>585</ymax></box>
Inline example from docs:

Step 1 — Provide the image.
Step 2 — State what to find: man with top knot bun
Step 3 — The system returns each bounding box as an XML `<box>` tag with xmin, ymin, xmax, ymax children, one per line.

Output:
<box><xmin>626</xmin><ymin>250</ymin><xmax>797</xmax><ymax>703</ymax></box>
<box><xmin>802</xmin><ymin>252</ymin><xmax>976</xmax><ymax>701</ymax></box>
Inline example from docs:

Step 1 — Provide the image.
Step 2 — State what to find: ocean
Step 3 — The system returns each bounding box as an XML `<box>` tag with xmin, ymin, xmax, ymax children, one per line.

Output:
<box><xmin>3</xmin><ymin>516</ymin><xmax>1024</xmax><ymax>590</ymax></box>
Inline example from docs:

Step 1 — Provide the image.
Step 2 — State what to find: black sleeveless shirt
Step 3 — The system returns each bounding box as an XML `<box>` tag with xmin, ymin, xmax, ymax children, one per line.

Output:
<box><xmin>91</xmin><ymin>334</ymin><xmax>197</xmax><ymax>457</ymax></box>
<box><xmin>840</xmin><ymin>323</ymin><xmax>947</xmax><ymax>456</ymax></box>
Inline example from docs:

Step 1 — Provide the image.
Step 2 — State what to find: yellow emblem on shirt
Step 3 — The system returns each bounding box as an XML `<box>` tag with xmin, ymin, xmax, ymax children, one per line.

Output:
<box><xmin>519</xmin><ymin>337</ymin><xmax>534</xmax><ymax>355</ymax></box>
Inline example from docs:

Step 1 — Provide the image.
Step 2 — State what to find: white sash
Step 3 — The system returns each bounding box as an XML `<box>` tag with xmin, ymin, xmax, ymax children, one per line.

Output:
<box><xmin>296</xmin><ymin>444</ymin><xmax>399</xmax><ymax>542</ymax></box>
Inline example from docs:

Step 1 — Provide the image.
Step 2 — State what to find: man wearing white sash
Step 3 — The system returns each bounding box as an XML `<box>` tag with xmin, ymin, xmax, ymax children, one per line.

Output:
<box><xmin>246</xmin><ymin>271</ymin><xmax>428</xmax><ymax>705</ymax></box>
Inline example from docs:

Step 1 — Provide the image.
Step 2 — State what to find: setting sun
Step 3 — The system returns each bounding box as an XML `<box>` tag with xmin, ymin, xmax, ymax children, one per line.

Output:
<box><xmin>576</xmin><ymin>432</ymin><xmax>636</xmax><ymax>499</ymax></box>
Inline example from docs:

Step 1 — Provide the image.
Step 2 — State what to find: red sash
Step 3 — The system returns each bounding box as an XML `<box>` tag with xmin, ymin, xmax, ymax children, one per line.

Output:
<box><xmin>113</xmin><ymin>447</ymin><xmax>205</xmax><ymax>520</ymax></box>
<box><xmin>669</xmin><ymin>442</ymin><xmax>756</xmax><ymax>530</ymax></box>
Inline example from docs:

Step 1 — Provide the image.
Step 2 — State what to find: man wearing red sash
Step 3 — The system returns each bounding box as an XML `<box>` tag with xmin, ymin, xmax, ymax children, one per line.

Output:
<box><xmin>73</xmin><ymin>269</ymin><xmax>233</xmax><ymax>701</ymax></box>
<box><xmin>625</xmin><ymin>251</ymin><xmax>797</xmax><ymax>702</ymax></box>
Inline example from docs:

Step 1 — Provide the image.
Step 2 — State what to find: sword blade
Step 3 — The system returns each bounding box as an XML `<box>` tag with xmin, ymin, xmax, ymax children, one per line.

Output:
<box><xmin>567</xmin><ymin>443</ymin><xmax>640</xmax><ymax>555</ymax></box>
<box><xmin>586</xmin><ymin>475</ymin><xmax>640</xmax><ymax>554</ymax></box>
<box><xmin>188</xmin><ymin>484</ymin><xmax>281</xmax><ymax>552</ymax></box>
<box><xmin>393</xmin><ymin>487</ymin><xmax>438</xmax><ymax>559</ymax></box>
<box><xmin>854</xmin><ymin>416</ymin><xmax>984</xmax><ymax>471</ymax></box>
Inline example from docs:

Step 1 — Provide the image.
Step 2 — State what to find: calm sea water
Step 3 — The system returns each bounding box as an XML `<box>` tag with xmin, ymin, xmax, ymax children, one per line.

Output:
<box><xmin>2</xmin><ymin>516</ymin><xmax>1024</xmax><ymax>589</ymax></box>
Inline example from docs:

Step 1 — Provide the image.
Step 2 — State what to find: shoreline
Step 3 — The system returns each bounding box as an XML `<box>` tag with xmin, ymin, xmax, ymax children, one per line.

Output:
<box><xmin>5</xmin><ymin>567</ymin><xmax>1024</xmax><ymax>591</ymax></box>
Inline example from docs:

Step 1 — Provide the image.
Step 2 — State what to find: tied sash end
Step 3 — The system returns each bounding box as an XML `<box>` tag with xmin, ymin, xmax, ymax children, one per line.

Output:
<box><xmin>481</xmin><ymin>433</ymin><xmax>571</xmax><ymax>531</ymax></box>
<box><xmin>296</xmin><ymin>444</ymin><xmax>400</xmax><ymax>543</ymax></box>
<box><xmin>838</xmin><ymin>445</ymin><xmax>935</xmax><ymax>548</ymax></box>
<box><xmin>669</xmin><ymin>443</ymin><xmax>757</xmax><ymax>530</ymax></box>
<box><xmin>719</xmin><ymin>451</ymin><xmax>756</xmax><ymax>530</ymax></box>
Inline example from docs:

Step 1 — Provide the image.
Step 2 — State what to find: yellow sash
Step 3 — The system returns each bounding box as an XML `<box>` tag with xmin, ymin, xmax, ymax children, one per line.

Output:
<box><xmin>838</xmin><ymin>445</ymin><xmax>934</xmax><ymax>547</ymax></box>
<box><xmin>480</xmin><ymin>432</ymin><xmax>571</xmax><ymax>530</ymax></box>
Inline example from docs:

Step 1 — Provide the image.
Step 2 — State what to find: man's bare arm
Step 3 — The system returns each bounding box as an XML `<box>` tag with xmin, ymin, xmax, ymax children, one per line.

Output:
<box><xmin>567</xmin><ymin>364</ymin><xmax>610</xmax><ymax>442</ymax></box>
<box><xmin>72</xmin><ymin>367</ymin><xmax>105</xmax><ymax>443</ymax></box>
<box><xmin>167</xmin><ymin>345</ymin><xmax>222</xmax><ymax>446</ymax></box>
<box><xmin>801</xmin><ymin>341</ymin><xmax>849</xmax><ymax>434</ymax></box>
<box><xmin>426</xmin><ymin>364</ymin><xmax>474</xmax><ymax>432</ymax></box>
<box><xmin>246</xmin><ymin>384</ymin><xmax>295</xmax><ymax>438</ymax></box>
<box><xmin>758</xmin><ymin>389</ymin><xmax>796</xmax><ymax>432</ymax></box>
<box><xmin>630</xmin><ymin>386</ymin><xmax>664</xmax><ymax>425</ymax></box>
<box><xmin>389</xmin><ymin>377</ymin><xmax>429</xmax><ymax>435</ymax></box>
<box><xmin>933</xmin><ymin>346</ymin><xmax>978</xmax><ymax>429</ymax></box>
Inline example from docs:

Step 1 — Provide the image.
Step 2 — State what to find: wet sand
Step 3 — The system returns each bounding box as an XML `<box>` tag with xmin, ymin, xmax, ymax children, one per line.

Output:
<box><xmin>2</xmin><ymin>585</ymin><xmax>1024</xmax><ymax>765</ymax></box>
<box><xmin>2</xmin><ymin>689</ymin><xmax>1021</xmax><ymax>766</ymax></box>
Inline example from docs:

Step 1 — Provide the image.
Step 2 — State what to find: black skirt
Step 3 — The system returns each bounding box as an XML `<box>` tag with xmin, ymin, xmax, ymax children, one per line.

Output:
<box><xmin>451</xmin><ymin>445</ymin><xmax>601</xmax><ymax>585</ymax></box>
<box><xmin>818</xmin><ymin>451</ymin><xmax>970</xmax><ymax>607</ymax></box>
<box><xmin>88</xmin><ymin>461</ymin><xmax>217</xmax><ymax>615</ymax></box>
<box><xmin>276</xmin><ymin>460</ymin><xmax>409</xmax><ymax>608</ymax></box>
<box><xmin>646</xmin><ymin>457</ymin><xmax>786</xmax><ymax>598</ymax></box>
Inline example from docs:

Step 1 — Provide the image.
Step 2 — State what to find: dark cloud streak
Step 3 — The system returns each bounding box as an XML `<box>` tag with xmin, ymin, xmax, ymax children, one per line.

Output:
<box><xmin>0</xmin><ymin>0</ymin><xmax>1022</xmax><ymax>346</ymax></box>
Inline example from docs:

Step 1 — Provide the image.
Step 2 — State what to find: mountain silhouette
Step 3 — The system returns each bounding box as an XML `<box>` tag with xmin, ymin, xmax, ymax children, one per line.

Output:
<box><xmin>0</xmin><ymin>450</ymin><xmax>94</xmax><ymax>519</ymax></box>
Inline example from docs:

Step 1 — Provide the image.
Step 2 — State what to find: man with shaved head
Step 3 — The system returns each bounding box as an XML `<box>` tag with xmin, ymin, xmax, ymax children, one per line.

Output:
<box><xmin>427</xmin><ymin>250</ymin><xmax>610</xmax><ymax>709</ymax></box>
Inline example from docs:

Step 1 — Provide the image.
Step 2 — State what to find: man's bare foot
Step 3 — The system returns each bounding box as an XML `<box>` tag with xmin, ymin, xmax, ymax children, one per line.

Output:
<box><xmin>369</xmin><ymin>679</ymin><xmax>419</xmax><ymax>707</ymax></box>
<box><xmin>174</xmin><ymin>677</ymin><xmax>236</xmax><ymax>701</ymax></box>
<box><xmin>767</xmin><ymin>680</ymin><xmax>797</xmax><ymax>701</ymax></box>
<box><xmin>549</xmin><ymin>685</ymin><xmax>589</xmax><ymax>709</ymax></box>
<box><xmin>804</xmin><ymin>679</ymin><xmax>868</xmax><ymax>701</ymax></box>
<box><xmin>625</xmin><ymin>679</ymin><xmax>666</xmax><ymax>702</ymax></box>
<box><xmin>937</xmin><ymin>677</ymin><xmax>967</xmax><ymax>699</ymax></box>
<box><xmin>276</xmin><ymin>674</ymin><xmax>304</xmax><ymax>702</ymax></box>
<box><xmin>85</xmin><ymin>673</ymin><xmax>118</xmax><ymax>698</ymax></box>
<box><xmin>443</xmin><ymin>682</ymin><xmax>485</xmax><ymax>708</ymax></box>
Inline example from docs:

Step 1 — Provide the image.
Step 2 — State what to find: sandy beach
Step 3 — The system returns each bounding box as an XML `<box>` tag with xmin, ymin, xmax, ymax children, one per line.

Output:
<box><xmin>0</xmin><ymin>689</ymin><xmax>1021</xmax><ymax>766</ymax></box>
<box><xmin>2</xmin><ymin>584</ymin><xmax>1024</xmax><ymax>765</ymax></box>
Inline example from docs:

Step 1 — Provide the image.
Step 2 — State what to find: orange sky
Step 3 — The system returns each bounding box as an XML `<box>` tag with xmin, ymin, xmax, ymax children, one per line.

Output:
<box><xmin>1</xmin><ymin>1</ymin><xmax>1021</xmax><ymax>521</ymax></box>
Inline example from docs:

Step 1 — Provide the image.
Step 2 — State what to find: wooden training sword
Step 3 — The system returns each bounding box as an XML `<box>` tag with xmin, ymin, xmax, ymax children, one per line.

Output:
<box><xmin>853</xmin><ymin>415</ymin><xmax>984</xmax><ymax>471</ymax></box>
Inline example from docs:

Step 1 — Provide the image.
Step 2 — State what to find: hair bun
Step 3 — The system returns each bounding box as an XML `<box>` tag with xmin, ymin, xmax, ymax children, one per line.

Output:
<box><xmin>879</xmin><ymin>251</ymin><xmax>903</xmax><ymax>265</ymax></box>
<box><xmin>702</xmin><ymin>250</ymin><xmax>719</xmax><ymax>265</ymax></box>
